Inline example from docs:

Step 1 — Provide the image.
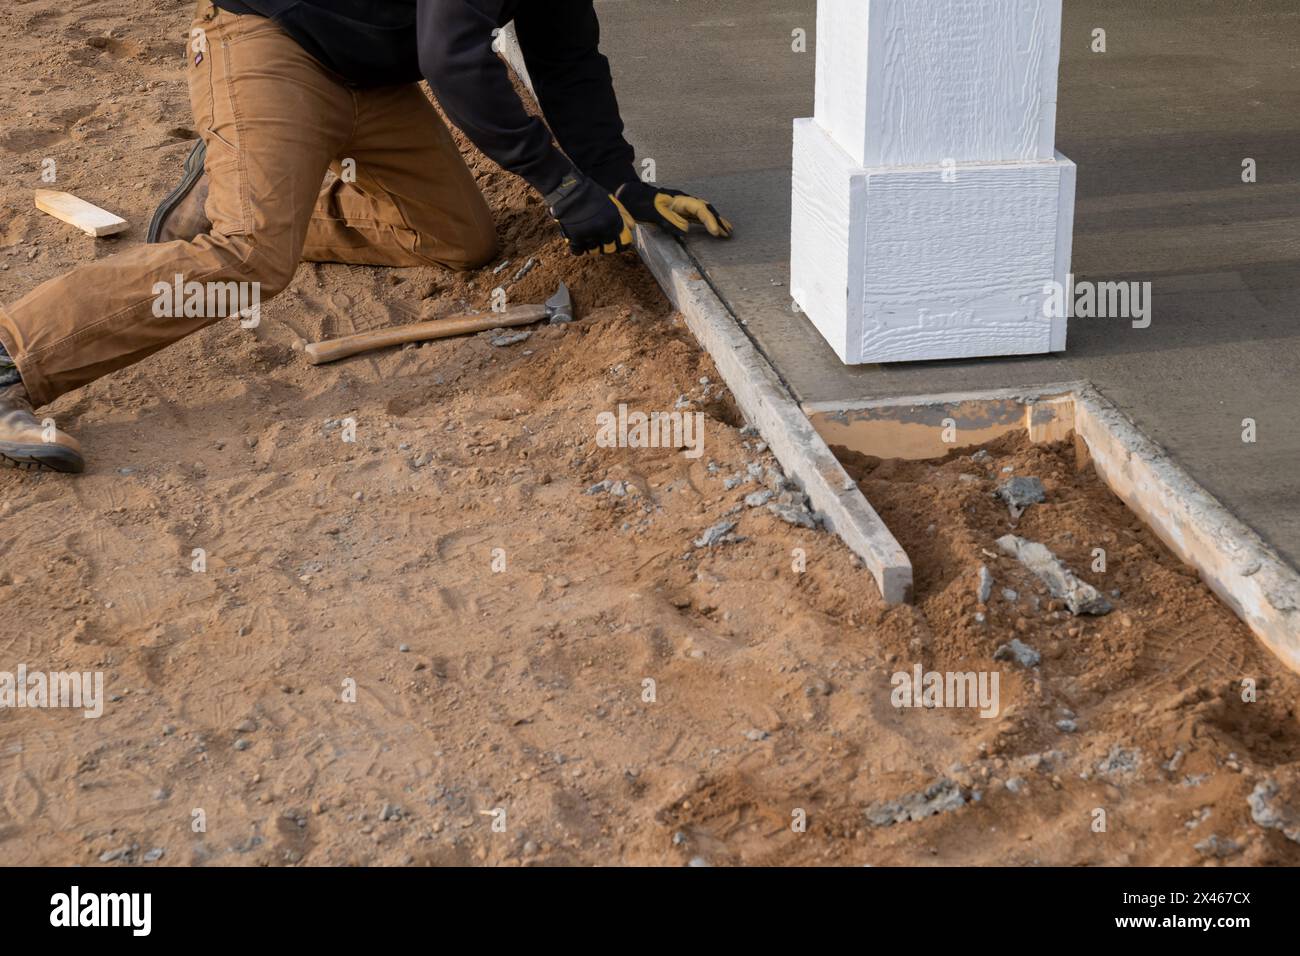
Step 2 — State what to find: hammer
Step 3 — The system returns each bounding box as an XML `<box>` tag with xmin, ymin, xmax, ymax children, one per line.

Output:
<box><xmin>304</xmin><ymin>282</ymin><xmax>574</xmax><ymax>366</ymax></box>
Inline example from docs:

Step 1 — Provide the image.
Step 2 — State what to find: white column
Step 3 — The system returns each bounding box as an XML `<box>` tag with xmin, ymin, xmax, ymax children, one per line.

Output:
<box><xmin>791</xmin><ymin>0</ymin><xmax>1076</xmax><ymax>365</ymax></box>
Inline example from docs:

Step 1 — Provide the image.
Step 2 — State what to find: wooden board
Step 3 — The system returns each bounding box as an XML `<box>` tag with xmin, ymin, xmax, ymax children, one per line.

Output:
<box><xmin>815</xmin><ymin>0</ymin><xmax>1063</xmax><ymax>167</ymax></box>
<box><xmin>34</xmin><ymin>190</ymin><xmax>128</xmax><ymax>237</ymax></box>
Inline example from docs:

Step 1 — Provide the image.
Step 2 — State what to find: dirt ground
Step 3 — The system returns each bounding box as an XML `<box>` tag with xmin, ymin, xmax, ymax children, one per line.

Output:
<box><xmin>2</xmin><ymin>0</ymin><xmax>1300</xmax><ymax>867</ymax></box>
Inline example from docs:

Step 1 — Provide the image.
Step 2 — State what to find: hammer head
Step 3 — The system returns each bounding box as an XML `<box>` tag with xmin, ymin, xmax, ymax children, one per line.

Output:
<box><xmin>545</xmin><ymin>282</ymin><xmax>574</xmax><ymax>325</ymax></box>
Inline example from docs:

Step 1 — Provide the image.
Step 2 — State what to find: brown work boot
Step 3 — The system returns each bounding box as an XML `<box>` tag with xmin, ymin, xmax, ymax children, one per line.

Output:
<box><xmin>147</xmin><ymin>139</ymin><xmax>211</xmax><ymax>244</ymax></box>
<box><xmin>0</xmin><ymin>383</ymin><xmax>84</xmax><ymax>473</ymax></box>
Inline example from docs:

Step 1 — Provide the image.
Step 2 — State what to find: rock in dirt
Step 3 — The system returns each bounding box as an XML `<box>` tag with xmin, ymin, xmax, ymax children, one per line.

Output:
<box><xmin>993</xmin><ymin>638</ymin><xmax>1040</xmax><ymax>668</ymax></box>
<box><xmin>490</xmin><ymin>330</ymin><xmax>531</xmax><ymax>347</ymax></box>
<box><xmin>99</xmin><ymin>843</ymin><xmax>137</xmax><ymax>863</ymax></box>
<box><xmin>1098</xmin><ymin>746</ymin><xmax>1141</xmax><ymax>778</ymax></box>
<box><xmin>996</xmin><ymin>534</ymin><xmax>1112</xmax><ymax>616</ymax></box>
<box><xmin>694</xmin><ymin>520</ymin><xmax>737</xmax><ymax>549</ymax></box>
<box><xmin>511</xmin><ymin>257</ymin><xmax>537</xmax><ymax>282</ymax></box>
<box><xmin>996</xmin><ymin>476</ymin><xmax>1046</xmax><ymax>513</ymax></box>
<box><xmin>585</xmin><ymin>479</ymin><xmax>627</xmax><ymax>496</ymax></box>
<box><xmin>976</xmin><ymin>565</ymin><xmax>994</xmax><ymax>604</ymax></box>
<box><xmin>744</xmin><ymin>489</ymin><xmax>774</xmax><ymax>508</ymax></box>
<box><xmin>768</xmin><ymin>501</ymin><xmax>817</xmax><ymax>529</ymax></box>
<box><xmin>865</xmin><ymin>779</ymin><xmax>968</xmax><ymax>827</ymax></box>
<box><xmin>1194</xmin><ymin>834</ymin><xmax>1243</xmax><ymax>859</ymax></box>
<box><xmin>1247</xmin><ymin>771</ymin><xmax>1300</xmax><ymax>844</ymax></box>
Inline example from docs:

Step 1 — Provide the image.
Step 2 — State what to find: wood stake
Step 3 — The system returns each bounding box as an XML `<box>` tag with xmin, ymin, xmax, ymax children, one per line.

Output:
<box><xmin>34</xmin><ymin>189</ymin><xmax>128</xmax><ymax>237</ymax></box>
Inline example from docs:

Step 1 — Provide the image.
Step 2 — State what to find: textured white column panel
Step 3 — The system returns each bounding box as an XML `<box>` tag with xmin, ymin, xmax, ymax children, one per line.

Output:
<box><xmin>857</xmin><ymin>154</ymin><xmax>1074</xmax><ymax>362</ymax></box>
<box><xmin>813</xmin><ymin>0</ymin><xmax>872</xmax><ymax>166</ymax></box>
<box><xmin>790</xmin><ymin>118</ymin><xmax>864</xmax><ymax>363</ymax></box>
<box><xmin>814</xmin><ymin>0</ymin><xmax>1063</xmax><ymax>167</ymax></box>
<box><xmin>791</xmin><ymin>120</ymin><xmax>1074</xmax><ymax>365</ymax></box>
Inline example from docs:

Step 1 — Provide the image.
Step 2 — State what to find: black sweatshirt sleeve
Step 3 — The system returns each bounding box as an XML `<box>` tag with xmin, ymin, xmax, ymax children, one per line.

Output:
<box><xmin>513</xmin><ymin>1</ymin><xmax>637</xmax><ymax>194</ymax></box>
<box><xmin>417</xmin><ymin>0</ymin><xmax>571</xmax><ymax>194</ymax></box>
<box><xmin>417</xmin><ymin>0</ymin><xmax>636</xmax><ymax>196</ymax></box>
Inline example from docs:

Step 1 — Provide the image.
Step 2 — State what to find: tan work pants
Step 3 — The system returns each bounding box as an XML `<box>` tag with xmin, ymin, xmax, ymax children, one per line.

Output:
<box><xmin>0</xmin><ymin>1</ymin><xmax>498</xmax><ymax>406</ymax></box>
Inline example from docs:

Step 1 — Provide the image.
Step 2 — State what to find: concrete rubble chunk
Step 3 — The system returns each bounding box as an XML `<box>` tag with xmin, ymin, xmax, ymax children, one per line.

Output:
<box><xmin>865</xmin><ymin>778</ymin><xmax>968</xmax><ymax>827</ymax></box>
<box><xmin>1248</xmin><ymin>772</ymin><xmax>1300</xmax><ymax>844</ymax></box>
<box><xmin>767</xmin><ymin>502</ymin><xmax>817</xmax><ymax>529</ymax></box>
<box><xmin>693</xmin><ymin>520</ymin><xmax>737</xmax><ymax>549</ymax></box>
<box><xmin>976</xmin><ymin>565</ymin><xmax>994</xmax><ymax>604</ymax></box>
<box><xmin>490</xmin><ymin>330</ymin><xmax>531</xmax><ymax>347</ymax></box>
<box><xmin>993</xmin><ymin>638</ymin><xmax>1040</xmax><ymax>668</ymax></box>
<box><xmin>1098</xmin><ymin>746</ymin><xmax>1141</xmax><ymax>778</ymax></box>
<box><xmin>996</xmin><ymin>476</ymin><xmax>1046</xmax><ymax>511</ymax></box>
<box><xmin>1193</xmin><ymin>834</ymin><xmax>1243</xmax><ymax>859</ymax></box>
<box><xmin>996</xmin><ymin>534</ymin><xmax>1113</xmax><ymax>615</ymax></box>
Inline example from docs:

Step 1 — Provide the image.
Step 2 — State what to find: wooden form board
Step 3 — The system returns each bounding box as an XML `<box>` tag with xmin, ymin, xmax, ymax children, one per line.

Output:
<box><xmin>34</xmin><ymin>190</ymin><xmax>128</xmax><ymax>237</ymax></box>
<box><xmin>815</xmin><ymin>0</ymin><xmax>1063</xmax><ymax>168</ymax></box>
<box><xmin>791</xmin><ymin>118</ymin><xmax>1075</xmax><ymax>364</ymax></box>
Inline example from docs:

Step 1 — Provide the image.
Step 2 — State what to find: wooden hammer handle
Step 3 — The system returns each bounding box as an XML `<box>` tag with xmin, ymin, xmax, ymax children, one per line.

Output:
<box><xmin>304</xmin><ymin>305</ymin><xmax>549</xmax><ymax>366</ymax></box>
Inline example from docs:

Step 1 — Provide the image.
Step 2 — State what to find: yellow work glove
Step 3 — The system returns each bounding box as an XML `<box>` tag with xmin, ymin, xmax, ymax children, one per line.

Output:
<box><xmin>616</xmin><ymin>181</ymin><xmax>734</xmax><ymax>239</ymax></box>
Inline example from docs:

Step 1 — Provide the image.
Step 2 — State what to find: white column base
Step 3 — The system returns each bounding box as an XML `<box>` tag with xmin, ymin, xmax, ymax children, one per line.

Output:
<box><xmin>791</xmin><ymin>117</ymin><xmax>1076</xmax><ymax>366</ymax></box>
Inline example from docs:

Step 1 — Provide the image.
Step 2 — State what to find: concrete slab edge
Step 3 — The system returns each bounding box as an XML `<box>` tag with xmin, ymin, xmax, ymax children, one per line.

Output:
<box><xmin>1071</xmin><ymin>385</ymin><xmax>1300</xmax><ymax>673</ymax></box>
<box><xmin>631</xmin><ymin>228</ymin><xmax>914</xmax><ymax>603</ymax></box>
<box><xmin>496</xmin><ymin>37</ymin><xmax>915</xmax><ymax>606</ymax></box>
<box><xmin>802</xmin><ymin>383</ymin><xmax>1092</xmax><ymax>416</ymax></box>
<box><xmin>498</xmin><ymin>34</ymin><xmax>911</xmax><ymax>602</ymax></box>
<box><xmin>805</xmin><ymin>381</ymin><xmax>1300</xmax><ymax>672</ymax></box>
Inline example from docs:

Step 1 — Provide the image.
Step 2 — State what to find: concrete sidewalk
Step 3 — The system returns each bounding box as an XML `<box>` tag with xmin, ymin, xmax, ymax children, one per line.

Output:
<box><xmin>595</xmin><ymin>0</ymin><xmax>1300</xmax><ymax>568</ymax></box>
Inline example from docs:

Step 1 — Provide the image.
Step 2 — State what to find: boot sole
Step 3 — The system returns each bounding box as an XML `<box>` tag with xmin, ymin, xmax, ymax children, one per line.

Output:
<box><xmin>0</xmin><ymin>441</ymin><xmax>85</xmax><ymax>474</ymax></box>
<box><xmin>146</xmin><ymin>139</ymin><xmax>207</xmax><ymax>244</ymax></box>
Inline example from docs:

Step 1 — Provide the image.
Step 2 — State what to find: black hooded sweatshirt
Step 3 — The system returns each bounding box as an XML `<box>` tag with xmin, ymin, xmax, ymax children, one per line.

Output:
<box><xmin>213</xmin><ymin>0</ymin><xmax>637</xmax><ymax>196</ymax></box>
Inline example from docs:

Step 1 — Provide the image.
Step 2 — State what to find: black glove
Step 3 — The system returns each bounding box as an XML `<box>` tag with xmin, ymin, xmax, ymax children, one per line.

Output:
<box><xmin>616</xmin><ymin>181</ymin><xmax>734</xmax><ymax>239</ymax></box>
<box><xmin>545</xmin><ymin>171</ymin><xmax>636</xmax><ymax>256</ymax></box>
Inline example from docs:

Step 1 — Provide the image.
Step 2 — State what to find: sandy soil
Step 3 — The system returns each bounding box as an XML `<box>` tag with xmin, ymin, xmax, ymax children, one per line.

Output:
<box><xmin>2</xmin><ymin>0</ymin><xmax>1299</xmax><ymax>867</ymax></box>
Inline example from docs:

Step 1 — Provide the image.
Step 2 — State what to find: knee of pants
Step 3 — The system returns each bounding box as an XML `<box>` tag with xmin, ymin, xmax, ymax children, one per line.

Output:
<box><xmin>208</xmin><ymin>233</ymin><xmax>299</xmax><ymax>300</ymax></box>
<box><xmin>442</xmin><ymin>227</ymin><xmax>500</xmax><ymax>273</ymax></box>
